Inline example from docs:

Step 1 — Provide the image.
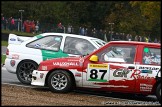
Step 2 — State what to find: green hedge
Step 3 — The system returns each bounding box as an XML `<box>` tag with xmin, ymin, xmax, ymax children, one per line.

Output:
<box><xmin>1</xmin><ymin>29</ymin><xmax>40</xmax><ymax>37</ymax></box>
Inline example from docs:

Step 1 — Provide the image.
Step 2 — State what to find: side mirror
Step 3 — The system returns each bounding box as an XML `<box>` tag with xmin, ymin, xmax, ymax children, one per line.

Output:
<box><xmin>89</xmin><ymin>55</ymin><xmax>98</xmax><ymax>62</ymax></box>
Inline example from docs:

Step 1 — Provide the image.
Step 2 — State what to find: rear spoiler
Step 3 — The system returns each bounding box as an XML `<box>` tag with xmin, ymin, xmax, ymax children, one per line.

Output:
<box><xmin>8</xmin><ymin>34</ymin><xmax>31</xmax><ymax>44</ymax></box>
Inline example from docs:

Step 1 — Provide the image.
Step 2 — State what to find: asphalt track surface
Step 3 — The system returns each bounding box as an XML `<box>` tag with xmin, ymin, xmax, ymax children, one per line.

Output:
<box><xmin>1</xmin><ymin>46</ymin><xmax>160</xmax><ymax>106</ymax></box>
<box><xmin>1</xmin><ymin>66</ymin><xmax>161</xmax><ymax>106</ymax></box>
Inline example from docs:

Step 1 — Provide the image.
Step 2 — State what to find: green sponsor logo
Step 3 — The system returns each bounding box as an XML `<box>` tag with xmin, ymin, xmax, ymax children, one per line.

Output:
<box><xmin>144</xmin><ymin>48</ymin><xmax>149</xmax><ymax>53</ymax></box>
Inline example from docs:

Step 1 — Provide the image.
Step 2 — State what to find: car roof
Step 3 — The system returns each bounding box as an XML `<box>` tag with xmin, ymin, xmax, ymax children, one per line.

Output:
<box><xmin>108</xmin><ymin>41</ymin><xmax>161</xmax><ymax>46</ymax></box>
<box><xmin>39</xmin><ymin>33</ymin><xmax>100</xmax><ymax>40</ymax></box>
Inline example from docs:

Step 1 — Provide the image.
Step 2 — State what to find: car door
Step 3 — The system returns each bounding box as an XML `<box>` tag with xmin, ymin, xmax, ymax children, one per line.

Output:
<box><xmin>134</xmin><ymin>45</ymin><xmax>161</xmax><ymax>93</ymax></box>
<box><xmin>83</xmin><ymin>43</ymin><xmax>137</xmax><ymax>92</ymax></box>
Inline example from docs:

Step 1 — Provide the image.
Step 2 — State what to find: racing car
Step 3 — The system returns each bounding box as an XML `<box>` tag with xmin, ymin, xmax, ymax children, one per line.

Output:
<box><xmin>31</xmin><ymin>41</ymin><xmax>161</xmax><ymax>103</ymax></box>
<box><xmin>5</xmin><ymin>33</ymin><xmax>106</xmax><ymax>84</ymax></box>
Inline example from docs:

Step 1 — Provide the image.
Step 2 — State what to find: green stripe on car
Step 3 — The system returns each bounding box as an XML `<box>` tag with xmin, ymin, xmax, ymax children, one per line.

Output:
<box><xmin>42</xmin><ymin>49</ymin><xmax>69</xmax><ymax>61</ymax></box>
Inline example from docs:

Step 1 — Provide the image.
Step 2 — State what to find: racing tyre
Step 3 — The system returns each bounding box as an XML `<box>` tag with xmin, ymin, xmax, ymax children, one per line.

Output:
<box><xmin>48</xmin><ymin>70</ymin><xmax>73</xmax><ymax>93</ymax></box>
<box><xmin>156</xmin><ymin>83</ymin><xmax>161</xmax><ymax>104</ymax></box>
<box><xmin>16</xmin><ymin>61</ymin><xmax>38</xmax><ymax>85</ymax></box>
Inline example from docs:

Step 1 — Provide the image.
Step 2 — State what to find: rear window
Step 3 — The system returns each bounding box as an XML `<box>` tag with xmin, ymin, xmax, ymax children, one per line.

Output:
<box><xmin>142</xmin><ymin>47</ymin><xmax>161</xmax><ymax>65</ymax></box>
<box><xmin>26</xmin><ymin>35</ymin><xmax>62</xmax><ymax>51</ymax></box>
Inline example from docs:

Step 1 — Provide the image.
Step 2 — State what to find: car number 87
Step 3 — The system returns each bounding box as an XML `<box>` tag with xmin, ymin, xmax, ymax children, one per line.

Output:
<box><xmin>87</xmin><ymin>64</ymin><xmax>109</xmax><ymax>82</ymax></box>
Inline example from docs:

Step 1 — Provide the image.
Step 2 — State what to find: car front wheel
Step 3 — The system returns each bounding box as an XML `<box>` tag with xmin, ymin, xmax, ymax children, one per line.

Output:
<box><xmin>48</xmin><ymin>70</ymin><xmax>73</xmax><ymax>93</ymax></box>
<box><xmin>16</xmin><ymin>61</ymin><xmax>38</xmax><ymax>85</ymax></box>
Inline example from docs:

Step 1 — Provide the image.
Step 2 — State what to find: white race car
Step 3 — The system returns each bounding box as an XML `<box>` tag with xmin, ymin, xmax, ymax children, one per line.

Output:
<box><xmin>5</xmin><ymin>33</ymin><xmax>106</xmax><ymax>84</ymax></box>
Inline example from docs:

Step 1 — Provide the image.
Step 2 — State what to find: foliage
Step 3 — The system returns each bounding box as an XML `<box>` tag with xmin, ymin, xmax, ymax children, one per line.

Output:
<box><xmin>1</xmin><ymin>1</ymin><xmax>160</xmax><ymax>39</ymax></box>
<box><xmin>129</xmin><ymin>1</ymin><xmax>161</xmax><ymax>39</ymax></box>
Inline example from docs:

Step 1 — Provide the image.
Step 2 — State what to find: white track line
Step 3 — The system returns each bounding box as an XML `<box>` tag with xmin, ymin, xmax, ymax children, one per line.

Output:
<box><xmin>1</xmin><ymin>67</ymin><xmax>6</xmax><ymax>71</ymax></box>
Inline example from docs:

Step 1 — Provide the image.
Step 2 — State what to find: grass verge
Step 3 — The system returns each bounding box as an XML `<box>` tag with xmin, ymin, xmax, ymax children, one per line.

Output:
<box><xmin>1</xmin><ymin>41</ymin><xmax>8</xmax><ymax>46</ymax></box>
<box><xmin>2</xmin><ymin>29</ymin><xmax>40</xmax><ymax>37</ymax></box>
<box><xmin>1</xmin><ymin>55</ymin><xmax>6</xmax><ymax>64</ymax></box>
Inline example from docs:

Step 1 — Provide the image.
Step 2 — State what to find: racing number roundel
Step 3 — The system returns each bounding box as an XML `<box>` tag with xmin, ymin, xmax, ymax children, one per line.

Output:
<box><xmin>87</xmin><ymin>64</ymin><xmax>109</xmax><ymax>82</ymax></box>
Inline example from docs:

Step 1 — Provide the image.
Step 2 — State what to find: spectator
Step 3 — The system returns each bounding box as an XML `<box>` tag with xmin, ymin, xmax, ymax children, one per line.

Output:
<box><xmin>122</xmin><ymin>33</ymin><xmax>126</xmax><ymax>40</ymax></box>
<box><xmin>8</xmin><ymin>17</ymin><xmax>12</xmax><ymax>30</ymax></box>
<box><xmin>1</xmin><ymin>16</ymin><xmax>5</xmax><ymax>30</ymax></box>
<box><xmin>126</xmin><ymin>34</ymin><xmax>129</xmax><ymax>41</ymax></box>
<box><xmin>111</xmin><ymin>32</ymin><xmax>115</xmax><ymax>40</ymax></box>
<box><xmin>145</xmin><ymin>36</ymin><xmax>149</xmax><ymax>42</ymax></box>
<box><xmin>35</xmin><ymin>24</ymin><xmax>39</xmax><ymax>34</ymax></box>
<box><xmin>148</xmin><ymin>36</ymin><xmax>151</xmax><ymax>42</ymax></box>
<box><xmin>58</xmin><ymin>22</ymin><xmax>63</xmax><ymax>29</ymax></box>
<box><xmin>36</xmin><ymin>20</ymin><xmax>40</xmax><ymax>26</ymax></box>
<box><xmin>158</xmin><ymin>40</ymin><xmax>161</xmax><ymax>43</ymax></box>
<box><xmin>129</xmin><ymin>34</ymin><xmax>132</xmax><ymax>41</ymax></box>
<box><xmin>89</xmin><ymin>29</ymin><xmax>94</xmax><ymax>37</ymax></box>
<box><xmin>23</xmin><ymin>20</ymin><xmax>27</xmax><ymax>32</ymax></box>
<box><xmin>4</xmin><ymin>17</ymin><xmax>8</xmax><ymax>30</ymax></box>
<box><xmin>104</xmin><ymin>30</ymin><xmax>108</xmax><ymax>42</ymax></box>
<box><xmin>84</xmin><ymin>28</ymin><xmax>88</xmax><ymax>36</ymax></box>
<box><xmin>141</xmin><ymin>36</ymin><xmax>145</xmax><ymax>42</ymax></box>
<box><xmin>139</xmin><ymin>36</ymin><xmax>142</xmax><ymax>42</ymax></box>
<box><xmin>57</xmin><ymin>22</ymin><xmax>64</xmax><ymax>33</ymax></box>
<box><xmin>115</xmin><ymin>32</ymin><xmax>120</xmax><ymax>40</ymax></box>
<box><xmin>134</xmin><ymin>35</ymin><xmax>139</xmax><ymax>41</ymax></box>
<box><xmin>67</xmin><ymin>24</ymin><xmax>72</xmax><ymax>33</ymax></box>
<box><xmin>11</xmin><ymin>17</ymin><xmax>15</xmax><ymax>30</ymax></box>
<box><xmin>78</xmin><ymin>27</ymin><xmax>82</xmax><ymax>35</ymax></box>
<box><xmin>119</xmin><ymin>33</ymin><xmax>123</xmax><ymax>40</ymax></box>
<box><xmin>92</xmin><ymin>28</ymin><xmax>97</xmax><ymax>38</ymax></box>
<box><xmin>31</xmin><ymin>20</ymin><xmax>35</xmax><ymax>34</ymax></box>
<box><xmin>107</xmin><ymin>31</ymin><xmax>111</xmax><ymax>41</ymax></box>
<box><xmin>71</xmin><ymin>26</ymin><xmax>74</xmax><ymax>34</ymax></box>
<box><xmin>98</xmin><ymin>29</ymin><xmax>104</xmax><ymax>40</ymax></box>
<box><xmin>26</xmin><ymin>20</ymin><xmax>31</xmax><ymax>33</ymax></box>
<box><xmin>154</xmin><ymin>38</ymin><xmax>158</xmax><ymax>43</ymax></box>
<box><xmin>81</xmin><ymin>27</ymin><xmax>85</xmax><ymax>35</ymax></box>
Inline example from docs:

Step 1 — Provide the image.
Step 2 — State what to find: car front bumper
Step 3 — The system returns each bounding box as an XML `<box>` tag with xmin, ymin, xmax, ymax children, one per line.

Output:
<box><xmin>31</xmin><ymin>70</ymin><xmax>48</xmax><ymax>86</ymax></box>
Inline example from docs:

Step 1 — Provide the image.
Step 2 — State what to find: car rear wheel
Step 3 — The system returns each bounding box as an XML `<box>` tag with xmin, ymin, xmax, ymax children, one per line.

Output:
<box><xmin>48</xmin><ymin>70</ymin><xmax>73</xmax><ymax>93</ymax></box>
<box><xmin>16</xmin><ymin>61</ymin><xmax>38</xmax><ymax>85</ymax></box>
<box><xmin>156</xmin><ymin>83</ymin><xmax>161</xmax><ymax>104</ymax></box>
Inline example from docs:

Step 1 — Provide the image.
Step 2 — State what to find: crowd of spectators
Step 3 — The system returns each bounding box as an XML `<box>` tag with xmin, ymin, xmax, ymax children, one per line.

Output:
<box><xmin>1</xmin><ymin>14</ymin><xmax>160</xmax><ymax>43</ymax></box>
<box><xmin>1</xmin><ymin>15</ymin><xmax>39</xmax><ymax>34</ymax></box>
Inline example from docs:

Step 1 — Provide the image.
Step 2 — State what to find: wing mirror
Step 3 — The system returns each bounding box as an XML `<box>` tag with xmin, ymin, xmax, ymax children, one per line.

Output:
<box><xmin>89</xmin><ymin>55</ymin><xmax>98</xmax><ymax>62</ymax></box>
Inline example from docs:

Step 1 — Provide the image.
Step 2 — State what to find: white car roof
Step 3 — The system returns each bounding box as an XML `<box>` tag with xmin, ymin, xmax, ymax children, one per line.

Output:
<box><xmin>39</xmin><ymin>33</ymin><xmax>100</xmax><ymax>40</ymax></box>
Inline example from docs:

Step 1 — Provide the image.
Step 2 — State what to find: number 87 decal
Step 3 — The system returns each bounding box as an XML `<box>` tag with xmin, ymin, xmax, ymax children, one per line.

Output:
<box><xmin>87</xmin><ymin>64</ymin><xmax>109</xmax><ymax>82</ymax></box>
